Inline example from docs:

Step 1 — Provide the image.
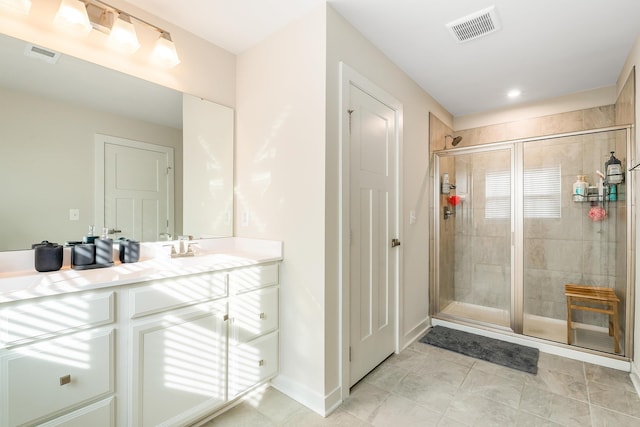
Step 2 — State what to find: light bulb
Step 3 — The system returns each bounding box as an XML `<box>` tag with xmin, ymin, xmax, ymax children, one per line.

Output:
<box><xmin>151</xmin><ymin>32</ymin><xmax>180</xmax><ymax>67</ymax></box>
<box><xmin>108</xmin><ymin>13</ymin><xmax>140</xmax><ymax>54</ymax></box>
<box><xmin>54</xmin><ymin>0</ymin><xmax>91</xmax><ymax>35</ymax></box>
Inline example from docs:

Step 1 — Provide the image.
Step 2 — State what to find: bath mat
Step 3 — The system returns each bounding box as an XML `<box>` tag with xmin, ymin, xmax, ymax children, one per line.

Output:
<box><xmin>419</xmin><ymin>326</ymin><xmax>539</xmax><ymax>374</ymax></box>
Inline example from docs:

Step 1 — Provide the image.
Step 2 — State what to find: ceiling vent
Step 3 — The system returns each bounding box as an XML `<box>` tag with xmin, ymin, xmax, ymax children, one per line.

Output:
<box><xmin>446</xmin><ymin>6</ymin><xmax>501</xmax><ymax>43</ymax></box>
<box><xmin>24</xmin><ymin>43</ymin><xmax>61</xmax><ymax>64</ymax></box>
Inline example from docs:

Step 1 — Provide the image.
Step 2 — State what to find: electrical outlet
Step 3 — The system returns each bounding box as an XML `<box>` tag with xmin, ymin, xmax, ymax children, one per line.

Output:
<box><xmin>69</xmin><ymin>209</ymin><xmax>80</xmax><ymax>221</ymax></box>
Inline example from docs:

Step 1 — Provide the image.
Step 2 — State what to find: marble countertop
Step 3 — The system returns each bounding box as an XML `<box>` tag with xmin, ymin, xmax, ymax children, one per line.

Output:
<box><xmin>0</xmin><ymin>237</ymin><xmax>282</xmax><ymax>303</ymax></box>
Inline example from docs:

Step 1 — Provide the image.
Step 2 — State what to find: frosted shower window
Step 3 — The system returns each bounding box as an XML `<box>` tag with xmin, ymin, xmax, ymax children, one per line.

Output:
<box><xmin>523</xmin><ymin>166</ymin><xmax>561</xmax><ymax>219</ymax></box>
<box><xmin>485</xmin><ymin>170</ymin><xmax>510</xmax><ymax>219</ymax></box>
<box><xmin>485</xmin><ymin>167</ymin><xmax>561</xmax><ymax>219</ymax></box>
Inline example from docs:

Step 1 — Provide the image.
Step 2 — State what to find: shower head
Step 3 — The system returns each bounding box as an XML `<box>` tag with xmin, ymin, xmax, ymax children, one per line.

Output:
<box><xmin>445</xmin><ymin>134</ymin><xmax>463</xmax><ymax>148</ymax></box>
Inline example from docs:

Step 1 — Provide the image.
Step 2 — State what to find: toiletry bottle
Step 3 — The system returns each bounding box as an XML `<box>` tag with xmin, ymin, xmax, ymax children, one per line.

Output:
<box><xmin>605</xmin><ymin>152</ymin><xmax>623</xmax><ymax>184</ymax></box>
<box><xmin>83</xmin><ymin>225</ymin><xmax>98</xmax><ymax>244</ymax></box>
<box><xmin>441</xmin><ymin>173</ymin><xmax>450</xmax><ymax>194</ymax></box>
<box><xmin>609</xmin><ymin>184</ymin><xmax>617</xmax><ymax>201</ymax></box>
<box><xmin>572</xmin><ymin>175</ymin><xmax>587</xmax><ymax>201</ymax></box>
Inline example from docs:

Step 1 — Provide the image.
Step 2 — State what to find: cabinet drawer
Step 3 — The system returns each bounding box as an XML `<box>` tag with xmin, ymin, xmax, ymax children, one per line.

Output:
<box><xmin>229</xmin><ymin>331</ymin><xmax>278</xmax><ymax>398</ymax></box>
<box><xmin>230</xmin><ymin>287</ymin><xmax>278</xmax><ymax>343</ymax></box>
<box><xmin>1</xmin><ymin>328</ymin><xmax>114</xmax><ymax>427</ymax></box>
<box><xmin>0</xmin><ymin>291</ymin><xmax>114</xmax><ymax>347</ymax></box>
<box><xmin>229</xmin><ymin>263</ymin><xmax>278</xmax><ymax>294</ymax></box>
<box><xmin>38</xmin><ymin>397</ymin><xmax>114</xmax><ymax>427</ymax></box>
<box><xmin>130</xmin><ymin>272</ymin><xmax>226</xmax><ymax>318</ymax></box>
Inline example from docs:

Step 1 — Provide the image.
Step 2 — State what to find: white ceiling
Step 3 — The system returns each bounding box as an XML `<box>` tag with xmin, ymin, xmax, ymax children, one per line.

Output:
<box><xmin>125</xmin><ymin>0</ymin><xmax>640</xmax><ymax>117</ymax></box>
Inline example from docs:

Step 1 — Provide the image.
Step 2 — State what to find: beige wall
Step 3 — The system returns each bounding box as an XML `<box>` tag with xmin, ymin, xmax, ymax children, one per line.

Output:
<box><xmin>0</xmin><ymin>86</ymin><xmax>182</xmax><ymax>250</ymax></box>
<box><xmin>235</xmin><ymin>5</ymin><xmax>328</xmax><ymax>413</ymax></box>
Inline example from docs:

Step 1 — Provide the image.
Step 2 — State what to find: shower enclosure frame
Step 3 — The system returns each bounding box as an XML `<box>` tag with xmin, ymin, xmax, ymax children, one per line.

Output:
<box><xmin>431</xmin><ymin>125</ymin><xmax>635</xmax><ymax>359</ymax></box>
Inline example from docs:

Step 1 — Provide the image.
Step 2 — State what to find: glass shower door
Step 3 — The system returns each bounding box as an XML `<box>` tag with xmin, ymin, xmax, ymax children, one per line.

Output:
<box><xmin>436</xmin><ymin>147</ymin><xmax>513</xmax><ymax>329</ymax></box>
<box><xmin>522</xmin><ymin>130</ymin><xmax>627</xmax><ymax>355</ymax></box>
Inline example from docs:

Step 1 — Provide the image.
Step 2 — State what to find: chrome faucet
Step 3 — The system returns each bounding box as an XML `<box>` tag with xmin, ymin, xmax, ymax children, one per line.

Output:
<box><xmin>164</xmin><ymin>236</ymin><xmax>198</xmax><ymax>257</ymax></box>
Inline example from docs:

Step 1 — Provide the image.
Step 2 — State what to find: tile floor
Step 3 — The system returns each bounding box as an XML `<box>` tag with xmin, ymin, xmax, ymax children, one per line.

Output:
<box><xmin>205</xmin><ymin>341</ymin><xmax>640</xmax><ymax>426</ymax></box>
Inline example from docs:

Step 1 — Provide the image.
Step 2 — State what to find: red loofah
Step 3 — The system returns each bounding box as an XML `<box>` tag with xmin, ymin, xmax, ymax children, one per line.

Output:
<box><xmin>588</xmin><ymin>206</ymin><xmax>607</xmax><ymax>222</ymax></box>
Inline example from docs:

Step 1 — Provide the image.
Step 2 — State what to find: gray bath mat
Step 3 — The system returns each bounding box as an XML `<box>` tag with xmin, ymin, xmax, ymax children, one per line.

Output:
<box><xmin>420</xmin><ymin>326</ymin><xmax>539</xmax><ymax>374</ymax></box>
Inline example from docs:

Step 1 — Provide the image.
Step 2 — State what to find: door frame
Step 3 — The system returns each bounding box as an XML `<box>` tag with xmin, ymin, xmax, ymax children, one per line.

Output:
<box><xmin>94</xmin><ymin>133</ymin><xmax>175</xmax><ymax>238</ymax></box>
<box><xmin>338</xmin><ymin>62</ymin><xmax>403</xmax><ymax>397</ymax></box>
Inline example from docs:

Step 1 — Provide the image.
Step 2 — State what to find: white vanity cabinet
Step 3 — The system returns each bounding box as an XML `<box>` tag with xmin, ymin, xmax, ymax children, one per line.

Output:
<box><xmin>228</xmin><ymin>263</ymin><xmax>279</xmax><ymax>398</ymax></box>
<box><xmin>0</xmin><ymin>291</ymin><xmax>116</xmax><ymax>427</ymax></box>
<box><xmin>0</xmin><ymin>244</ymin><xmax>282</xmax><ymax>427</ymax></box>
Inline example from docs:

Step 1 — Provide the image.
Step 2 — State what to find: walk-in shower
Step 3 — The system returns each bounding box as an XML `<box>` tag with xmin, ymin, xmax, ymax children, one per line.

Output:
<box><xmin>432</xmin><ymin>127</ymin><xmax>633</xmax><ymax>357</ymax></box>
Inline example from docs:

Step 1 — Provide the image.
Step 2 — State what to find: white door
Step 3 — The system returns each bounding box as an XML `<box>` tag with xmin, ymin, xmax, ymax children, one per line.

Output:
<box><xmin>97</xmin><ymin>135</ymin><xmax>174</xmax><ymax>242</ymax></box>
<box><xmin>349</xmin><ymin>84</ymin><xmax>398</xmax><ymax>385</ymax></box>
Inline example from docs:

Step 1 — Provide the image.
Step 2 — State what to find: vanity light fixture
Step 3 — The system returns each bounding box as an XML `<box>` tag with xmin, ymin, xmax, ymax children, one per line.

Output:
<box><xmin>53</xmin><ymin>0</ymin><xmax>180</xmax><ymax>67</ymax></box>
<box><xmin>0</xmin><ymin>0</ymin><xmax>31</xmax><ymax>14</ymax></box>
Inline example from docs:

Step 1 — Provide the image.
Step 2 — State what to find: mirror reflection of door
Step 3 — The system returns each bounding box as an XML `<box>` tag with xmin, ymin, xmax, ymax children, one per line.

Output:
<box><xmin>95</xmin><ymin>134</ymin><xmax>174</xmax><ymax>242</ymax></box>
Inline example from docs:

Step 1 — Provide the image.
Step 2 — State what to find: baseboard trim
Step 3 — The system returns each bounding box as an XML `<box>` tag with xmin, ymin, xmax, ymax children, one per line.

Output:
<box><xmin>271</xmin><ymin>374</ymin><xmax>340</xmax><ymax>417</ymax></box>
<box><xmin>400</xmin><ymin>318</ymin><xmax>430</xmax><ymax>351</ymax></box>
<box><xmin>630</xmin><ymin>364</ymin><xmax>640</xmax><ymax>398</ymax></box>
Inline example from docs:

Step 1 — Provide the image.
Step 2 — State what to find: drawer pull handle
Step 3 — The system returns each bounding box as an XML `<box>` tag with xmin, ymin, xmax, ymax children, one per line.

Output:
<box><xmin>258</xmin><ymin>359</ymin><xmax>265</xmax><ymax>367</ymax></box>
<box><xmin>259</xmin><ymin>312</ymin><xmax>266</xmax><ymax>320</ymax></box>
<box><xmin>59</xmin><ymin>374</ymin><xmax>71</xmax><ymax>386</ymax></box>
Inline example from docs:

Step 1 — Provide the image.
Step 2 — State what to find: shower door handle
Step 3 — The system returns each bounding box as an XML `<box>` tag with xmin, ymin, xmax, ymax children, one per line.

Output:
<box><xmin>391</xmin><ymin>238</ymin><xmax>401</xmax><ymax>248</ymax></box>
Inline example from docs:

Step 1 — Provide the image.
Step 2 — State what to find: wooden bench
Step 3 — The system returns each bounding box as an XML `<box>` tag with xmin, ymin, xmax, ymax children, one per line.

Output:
<box><xmin>565</xmin><ymin>284</ymin><xmax>620</xmax><ymax>353</ymax></box>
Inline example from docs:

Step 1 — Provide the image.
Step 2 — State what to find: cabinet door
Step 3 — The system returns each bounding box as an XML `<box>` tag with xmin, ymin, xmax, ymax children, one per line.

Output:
<box><xmin>228</xmin><ymin>331</ymin><xmax>278</xmax><ymax>398</ymax></box>
<box><xmin>0</xmin><ymin>329</ymin><xmax>114</xmax><ymax>427</ymax></box>
<box><xmin>130</xmin><ymin>302</ymin><xmax>227</xmax><ymax>427</ymax></box>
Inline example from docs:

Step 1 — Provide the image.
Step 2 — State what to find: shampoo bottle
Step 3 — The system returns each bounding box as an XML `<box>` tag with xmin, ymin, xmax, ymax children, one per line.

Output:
<box><xmin>572</xmin><ymin>175</ymin><xmax>587</xmax><ymax>201</ymax></box>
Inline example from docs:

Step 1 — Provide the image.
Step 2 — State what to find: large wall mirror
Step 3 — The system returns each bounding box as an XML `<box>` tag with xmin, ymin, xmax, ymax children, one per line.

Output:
<box><xmin>0</xmin><ymin>32</ymin><xmax>233</xmax><ymax>251</ymax></box>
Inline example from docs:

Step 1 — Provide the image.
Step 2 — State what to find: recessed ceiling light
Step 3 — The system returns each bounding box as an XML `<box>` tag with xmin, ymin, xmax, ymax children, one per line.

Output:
<box><xmin>507</xmin><ymin>89</ymin><xmax>522</xmax><ymax>98</ymax></box>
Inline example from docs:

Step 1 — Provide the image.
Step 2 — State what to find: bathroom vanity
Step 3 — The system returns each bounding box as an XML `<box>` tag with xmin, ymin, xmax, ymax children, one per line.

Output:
<box><xmin>0</xmin><ymin>237</ymin><xmax>282</xmax><ymax>427</ymax></box>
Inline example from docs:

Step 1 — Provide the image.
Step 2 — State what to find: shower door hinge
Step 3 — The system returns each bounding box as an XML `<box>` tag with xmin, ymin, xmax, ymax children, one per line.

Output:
<box><xmin>391</xmin><ymin>238</ymin><xmax>401</xmax><ymax>247</ymax></box>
